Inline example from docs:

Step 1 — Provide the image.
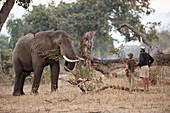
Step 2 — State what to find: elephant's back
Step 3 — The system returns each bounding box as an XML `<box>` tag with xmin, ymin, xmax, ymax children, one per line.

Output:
<box><xmin>14</xmin><ymin>33</ymin><xmax>34</xmax><ymax>56</ymax></box>
<box><xmin>16</xmin><ymin>33</ymin><xmax>34</xmax><ymax>45</ymax></box>
<box><xmin>13</xmin><ymin>33</ymin><xmax>34</xmax><ymax>69</ymax></box>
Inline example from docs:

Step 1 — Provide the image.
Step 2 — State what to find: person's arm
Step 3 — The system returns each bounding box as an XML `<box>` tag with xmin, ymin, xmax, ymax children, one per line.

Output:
<box><xmin>148</xmin><ymin>54</ymin><xmax>154</xmax><ymax>66</ymax></box>
<box><xmin>125</xmin><ymin>60</ymin><xmax>130</xmax><ymax>72</ymax></box>
<box><xmin>125</xmin><ymin>64</ymin><xmax>128</xmax><ymax>69</ymax></box>
<box><xmin>133</xmin><ymin>59</ymin><xmax>137</xmax><ymax>68</ymax></box>
<box><xmin>140</xmin><ymin>54</ymin><xmax>145</xmax><ymax>64</ymax></box>
<box><xmin>137</xmin><ymin>54</ymin><xmax>144</xmax><ymax>67</ymax></box>
<box><xmin>125</xmin><ymin>60</ymin><xmax>129</xmax><ymax>69</ymax></box>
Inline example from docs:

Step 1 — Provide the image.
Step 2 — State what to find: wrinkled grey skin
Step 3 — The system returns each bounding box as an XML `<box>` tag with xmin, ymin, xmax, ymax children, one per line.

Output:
<box><xmin>13</xmin><ymin>30</ymin><xmax>77</xmax><ymax>96</ymax></box>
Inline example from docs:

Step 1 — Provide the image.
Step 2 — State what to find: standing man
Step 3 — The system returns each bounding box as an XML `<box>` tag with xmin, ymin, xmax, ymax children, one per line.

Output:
<box><xmin>137</xmin><ymin>46</ymin><xmax>154</xmax><ymax>92</ymax></box>
<box><xmin>125</xmin><ymin>53</ymin><xmax>136</xmax><ymax>92</ymax></box>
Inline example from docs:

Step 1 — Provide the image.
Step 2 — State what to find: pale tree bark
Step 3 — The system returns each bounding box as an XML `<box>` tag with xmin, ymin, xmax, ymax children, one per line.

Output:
<box><xmin>78</xmin><ymin>31</ymin><xmax>96</xmax><ymax>68</ymax></box>
<box><xmin>0</xmin><ymin>0</ymin><xmax>15</xmax><ymax>31</ymax></box>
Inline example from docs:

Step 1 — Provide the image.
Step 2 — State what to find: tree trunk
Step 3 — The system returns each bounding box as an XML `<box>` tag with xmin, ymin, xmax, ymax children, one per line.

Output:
<box><xmin>0</xmin><ymin>0</ymin><xmax>15</xmax><ymax>31</ymax></box>
<box><xmin>78</xmin><ymin>31</ymin><xmax>96</xmax><ymax>68</ymax></box>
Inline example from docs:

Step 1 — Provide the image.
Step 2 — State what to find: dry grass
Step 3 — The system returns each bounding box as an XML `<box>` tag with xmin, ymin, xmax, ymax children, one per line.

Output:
<box><xmin>0</xmin><ymin>70</ymin><xmax>170</xmax><ymax>113</ymax></box>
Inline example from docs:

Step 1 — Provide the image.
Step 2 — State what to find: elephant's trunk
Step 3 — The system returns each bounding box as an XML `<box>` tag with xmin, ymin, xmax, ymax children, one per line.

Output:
<box><xmin>64</xmin><ymin>61</ymin><xmax>75</xmax><ymax>71</ymax></box>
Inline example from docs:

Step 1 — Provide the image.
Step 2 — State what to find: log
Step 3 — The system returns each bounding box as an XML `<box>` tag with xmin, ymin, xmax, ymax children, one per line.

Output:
<box><xmin>95</xmin><ymin>85</ymin><xmax>144</xmax><ymax>93</ymax></box>
<box><xmin>91</xmin><ymin>58</ymin><xmax>127</xmax><ymax>76</ymax></box>
<box><xmin>153</xmin><ymin>54</ymin><xmax>170</xmax><ymax>66</ymax></box>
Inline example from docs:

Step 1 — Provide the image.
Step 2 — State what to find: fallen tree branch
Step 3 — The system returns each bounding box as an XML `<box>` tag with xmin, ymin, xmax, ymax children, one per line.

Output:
<box><xmin>64</xmin><ymin>66</ymin><xmax>77</xmax><ymax>77</ymax></box>
<box><xmin>95</xmin><ymin>85</ymin><xmax>144</xmax><ymax>93</ymax></box>
<box><xmin>45</xmin><ymin>99</ymin><xmax>52</xmax><ymax>103</ymax></box>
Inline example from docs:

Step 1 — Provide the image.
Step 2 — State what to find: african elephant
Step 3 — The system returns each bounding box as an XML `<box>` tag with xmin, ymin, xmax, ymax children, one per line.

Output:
<box><xmin>12</xmin><ymin>30</ymin><xmax>79</xmax><ymax>96</ymax></box>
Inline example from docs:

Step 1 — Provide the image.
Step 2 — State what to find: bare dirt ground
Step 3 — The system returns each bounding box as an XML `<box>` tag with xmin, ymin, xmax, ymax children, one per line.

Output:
<box><xmin>0</xmin><ymin>68</ymin><xmax>170</xmax><ymax>113</ymax></box>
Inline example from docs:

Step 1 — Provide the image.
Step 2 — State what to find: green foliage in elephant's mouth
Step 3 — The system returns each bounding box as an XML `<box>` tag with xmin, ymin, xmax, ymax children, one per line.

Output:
<box><xmin>39</xmin><ymin>49</ymin><xmax>62</xmax><ymax>61</ymax></box>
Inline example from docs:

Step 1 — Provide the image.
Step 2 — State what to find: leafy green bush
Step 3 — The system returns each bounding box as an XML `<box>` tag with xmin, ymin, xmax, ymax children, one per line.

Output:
<box><xmin>0</xmin><ymin>49</ymin><xmax>13</xmax><ymax>76</ymax></box>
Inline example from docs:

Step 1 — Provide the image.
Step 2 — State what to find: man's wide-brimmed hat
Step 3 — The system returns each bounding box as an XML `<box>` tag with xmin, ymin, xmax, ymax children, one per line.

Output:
<box><xmin>140</xmin><ymin>46</ymin><xmax>145</xmax><ymax>49</ymax></box>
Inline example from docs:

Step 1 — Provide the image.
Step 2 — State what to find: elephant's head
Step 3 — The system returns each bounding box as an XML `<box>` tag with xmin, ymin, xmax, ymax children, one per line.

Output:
<box><xmin>51</xmin><ymin>30</ymin><xmax>79</xmax><ymax>71</ymax></box>
<box><xmin>32</xmin><ymin>30</ymin><xmax>79</xmax><ymax>71</ymax></box>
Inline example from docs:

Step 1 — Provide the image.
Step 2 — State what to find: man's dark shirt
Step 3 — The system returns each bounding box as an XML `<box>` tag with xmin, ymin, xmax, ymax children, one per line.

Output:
<box><xmin>137</xmin><ymin>52</ymin><xmax>154</xmax><ymax>67</ymax></box>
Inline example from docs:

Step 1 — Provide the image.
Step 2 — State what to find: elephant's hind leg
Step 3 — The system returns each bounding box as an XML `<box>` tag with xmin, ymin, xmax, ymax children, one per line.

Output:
<box><xmin>19</xmin><ymin>72</ymin><xmax>30</xmax><ymax>95</ymax></box>
<box><xmin>13</xmin><ymin>58</ymin><xmax>24</xmax><ymax>96</ymax></box>
<box><xmin>19</xmin><ymin>75</ymin><xmax>26</xmax><ymax>95</ymax></box>
<box><xmin>13</xmin><ymin>67</ymin><xmax>22</xmax><ymax>96</ymax></box>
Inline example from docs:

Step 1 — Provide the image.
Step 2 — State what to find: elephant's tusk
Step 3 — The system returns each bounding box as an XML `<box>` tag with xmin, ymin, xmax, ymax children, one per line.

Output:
<box><xmin>76</xmin><ymin>56</ymin><xmax>85</xmax><ymax>61</ymax></box>
<box><xmin>63</xmin><ymin>55</ymin><xmax>79</xmax><ymax>62</ymax></box>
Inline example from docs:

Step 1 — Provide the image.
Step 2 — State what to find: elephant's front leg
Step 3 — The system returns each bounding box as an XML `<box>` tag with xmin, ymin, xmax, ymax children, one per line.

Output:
<box><xmin>50</xmin><ymin>62</ymin><xmax>60</xmax><ymax>92</ymax></box>
<box><xmin>31</xmin><ymin>67</ymin><xmax>44</xmax><ymax>94</ymax></box>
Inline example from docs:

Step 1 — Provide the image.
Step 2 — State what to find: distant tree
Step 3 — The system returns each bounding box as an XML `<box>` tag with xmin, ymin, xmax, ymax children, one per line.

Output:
<box><xmin>0</xmin><ymin>34</ymin><xmax>9</xmax><ymax>49</ymax></box>
<box><xmin>7</xmin><ymin>0</ymin><xmax>158</xmax><ymax>57</ymax></box>
<box><xmin>0</xmin><ymin>34</ymin><xmax>12</xmax><ymax>75</ymax></box>
<box><xmin>7</xmin><ymin>3</ymin><xmax>114</xmax><ymax>55</ymax></box>
<box><xmin>155</xmin><ymin>30</ymin><xmax>170</xmax><ymax>49</ymax></box>
<box><xmin>6</xmin><ymin>14</ymin><xmax>24</xmax><ymax>49</ymax></box>
<box><xmin>22</xmin><ymin>4</ymin><xmax>58</xmax><ymax>34</ymax></box>
<box><xmin>0</xmin><ymin>49</ymin><xmax>13</xmax><ymax>75</ymax></box>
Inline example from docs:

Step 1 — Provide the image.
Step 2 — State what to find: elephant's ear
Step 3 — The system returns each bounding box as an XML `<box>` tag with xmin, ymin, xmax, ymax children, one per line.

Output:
<box><xmin>31</xmin><ymin>31</ymin><xmax>53</xmax><ymax>53</ymax></box>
